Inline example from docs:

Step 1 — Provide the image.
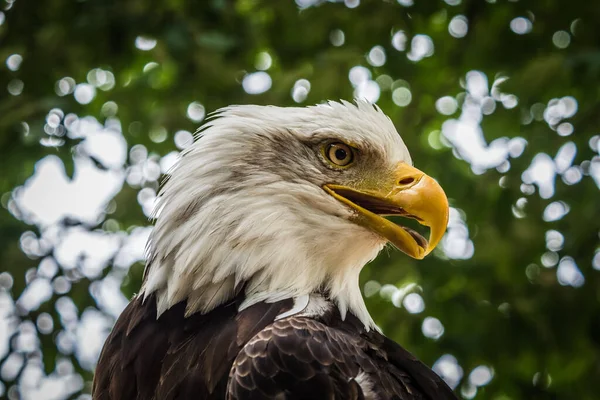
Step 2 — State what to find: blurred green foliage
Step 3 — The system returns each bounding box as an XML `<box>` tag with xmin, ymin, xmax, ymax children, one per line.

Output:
<box><xmin>1</xmin><ymin>0</ymin><xmax>599</xmax><ymax>399</ymax></box>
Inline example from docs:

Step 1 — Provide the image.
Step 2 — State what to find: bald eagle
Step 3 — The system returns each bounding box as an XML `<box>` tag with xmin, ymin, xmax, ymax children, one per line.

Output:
<box><xmin>93</xmin><ymin>101</ymin><xmax>455</xmax><ymax>400</ymax></box>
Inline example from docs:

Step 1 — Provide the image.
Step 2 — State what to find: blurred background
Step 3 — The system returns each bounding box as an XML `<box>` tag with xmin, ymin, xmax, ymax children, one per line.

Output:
<box><xmin>0</xmin><ymin>0</ymin><xmax>599</xmax><ymax>399</ymax></box>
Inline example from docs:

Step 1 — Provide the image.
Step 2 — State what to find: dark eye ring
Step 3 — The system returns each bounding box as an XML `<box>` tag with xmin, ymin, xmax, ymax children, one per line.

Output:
<box><xmin>325</xmin><ymin>143</ymin><xmax>354</xmax><ymax>167</ymax></box>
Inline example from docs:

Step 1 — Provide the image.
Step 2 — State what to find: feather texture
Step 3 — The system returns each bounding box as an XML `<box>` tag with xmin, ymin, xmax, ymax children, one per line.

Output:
<box><xmin>93</xmin><ymin>101</ymin><xmax>456</xmax><ymax>399</ymax></box>
<box><xmin>93</xmin><ymin>294</ymin><xmax>456</xmax><ymax>400</ymax></box>
<box><xmin>140</xmin><ymin>101</ymin><xmax>412</xmax><ymax>330</ymax></box>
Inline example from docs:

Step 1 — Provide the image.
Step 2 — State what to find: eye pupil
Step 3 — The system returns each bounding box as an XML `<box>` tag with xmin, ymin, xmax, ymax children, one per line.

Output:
<box><xmin>335</xmin><ymin>148</ymin><xmax>347</xmax><ymax>161</ymax></box>
<box><xmin>325</xmin><ymin>143</ymin><xmax>354</xmax><ymax>167</ymax></box>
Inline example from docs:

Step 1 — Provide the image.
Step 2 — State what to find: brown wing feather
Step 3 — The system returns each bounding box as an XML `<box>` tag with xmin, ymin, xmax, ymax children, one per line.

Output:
<box><xmin>227</xmin><ymin>315</ymin><xmax>455</xmax><ymax>400</ymax></box>
<box><xmin>92</xmin><ymin>294</ymin><xmax>292</xmax><ymax>400</ymax></box>
<box><xmin>93</xmin><ymin>295</ymin><xmax>456</xmax><ymax>400</ymax></box>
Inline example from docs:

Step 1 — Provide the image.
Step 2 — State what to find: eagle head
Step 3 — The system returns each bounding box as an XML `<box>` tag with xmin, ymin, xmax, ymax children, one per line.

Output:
<box><xmin>141</xmin><ymin>100</ymin><xmax>448</xmax><ymax>331</ymax></box>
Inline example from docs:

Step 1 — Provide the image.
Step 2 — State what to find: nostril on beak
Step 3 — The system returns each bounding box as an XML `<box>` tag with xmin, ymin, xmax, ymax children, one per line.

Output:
<box><xmin>398</xmin><ymin>177</ymin><xmax>416</xmax><ymax>186</ymax></box>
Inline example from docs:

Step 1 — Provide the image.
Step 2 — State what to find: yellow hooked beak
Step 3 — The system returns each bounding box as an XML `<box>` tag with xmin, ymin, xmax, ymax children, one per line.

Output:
<box><xmin>323</xmin><ymin>163</ymin><xmax>449</xmax><ymax>259</ymax></box>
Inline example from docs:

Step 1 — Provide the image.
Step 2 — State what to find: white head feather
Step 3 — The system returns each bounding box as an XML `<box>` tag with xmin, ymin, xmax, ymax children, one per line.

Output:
<box><xmin>140</xmin><ymin>100</ymin><xmax>412</xmax><ymax>331</ymax></box>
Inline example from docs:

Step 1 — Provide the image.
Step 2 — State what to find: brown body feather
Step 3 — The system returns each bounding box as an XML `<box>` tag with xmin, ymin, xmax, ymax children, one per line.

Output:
<box><xmin>93</xmin><ymin>295</ymin><xmax>457</xmax><ymax>400</ymax></box>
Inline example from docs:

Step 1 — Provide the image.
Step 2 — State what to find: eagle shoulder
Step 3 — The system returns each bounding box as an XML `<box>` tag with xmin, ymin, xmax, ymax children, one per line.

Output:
<box><xmin>227</xmin><ymin>315</ymin><xmax>448</xmax><ymax>400</ymax></box>
<box><xmin>228</xmin><ymin>316</ymin><xmax>367</xmax><ymax>399</ymax></box>
<box><xmin>92</xmin><ymin>294</ymin><xmax>294</xmax><ymax>400</ymax></box>
<box><xmin>93</xmin><ymin>295</ymin><xmax>456</xmax><ymax>400</ymax></box>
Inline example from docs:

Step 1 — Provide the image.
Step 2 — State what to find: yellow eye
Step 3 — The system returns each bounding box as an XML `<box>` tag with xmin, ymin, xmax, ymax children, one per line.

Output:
<box><xmin>325</xmin><ymin>143</ymin><xmax>354</xmax><ymax>167</ymax></box>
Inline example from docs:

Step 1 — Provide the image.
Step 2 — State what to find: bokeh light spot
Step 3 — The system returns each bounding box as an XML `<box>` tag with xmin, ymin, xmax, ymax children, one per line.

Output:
<box><xmin>149</xmin><ymin>127</ymin><xmax>167</xmax><ymax>143</ymax></box>
<box><xmin>442</xmin><ymin>207</ymin><xmax>475</xmax><ymax>259</ymax></box>
<box><xmin>461</xmin><ymin>384</ymin><xmax>477</xmax><ymax>399</ymax></box>
<box><xmin>407</xmin><ymin>34</ymin><xmax>434</xmax><ymax>62</ymax></box>
<box><xmin>129</xmin><ymin>144</ymin><xmax>148</xmax><ymax>164</ymax></box>
<box><xmin>255</xmin><ymin>52</ymin><xmax>272</xmax><ymax>70</ymax></box>
<box><xmin>355</xmin><ymin>80</ymin><xmax>380</xmax><ymax>103</ymax></box>
<box><xmin>135</xmin><ymin>36</ymin><xmax>157</xmax><ymax>51</ymax></box>
<box><xmin>469</xmin><ymin>366</ymin><xmax>493</xmax><ymax>387</ymax></box>
<box><xmin>55</xmin><ymin>77</ymin><xmax>76</xmax><ymax>96</ymax></box>
<box><xmin>508</xmin><ymin>137</ymin><xmax>527</xmax><ymax>158</ymax></box>
<box><xmin>392</xmin><ymin>87</ymin><xmax>412</xmax><ymax>107</ymax></box>
<box><xmin>589</xmin><ymin>135</ymin><xmax>600</xmax><ymax>153</ymax></box>
<box><xmin>367</xmin><ymin>45</ymin><xmax>386</xmax><ymax>67</ymax></box>
<box><xmin>545</xmin><ymin>230</ymin><xmax>564</xmax><ymax>251</ymax></box>
<box><xmin>348</xmin><ymin>66</ymin><xmax>371</xmax><ymax>87</ymax></box>
<box><xmin>291</xmin><ymin>79</ymin><xmax>311</xmax><ymax>103</ymax></box>
<box><xmin>593</xmin><ymin>251</ymin><xmax>600</xmax><ymax>271</ymax></box>
<box><xmin>242</xmin><ymin>72</ymin><xmax>272</xmax><ymax>94</ymax></box>
<box><xmin>448</xmin><ymin>15</ymin><xmax>468</xmax><ymax>38</ymax></box>
<box><xmin>344</xmin><ymin>0</ymin><xmax>360</xmax><ymax>8</ymax></box>
<box><xmin>143</xmin><ymin>62</ymin><xmax>159</xmax><ymax>73</ymax></box>
<box><xmin>543</xmin><ymin>201</ymin><xmax>570</xmax><ymax>222</ymax></box>
<box><xmin>436</xmin><ymin>96</ymin><xmax>458</xmax><ymax>115</ymax></box>
<box><xmin>160</xmin><ymin>151</ymin><xmax>180</xmax><ymax>174</ymax></box>
<box><xmin>296</xmin><ymin>0</ymin><xmax>320</xmax><ymax>8</ymax></box>
<box><xmin>186</xmin><ymin>102</ymin><xmax>206</xmax><ymax>122</ymax></box>
<box><xmin>392</xmin><ymin>30</ymin><xmax>407</xmax><ymax>51</ymax></box>
<box><xmin>375</xmin><ymin>74</ymin><xmax>393</xmax><ymax>91</ymax></box>
<box><xmin>533</xmin><ymin>372</ymin><xmax>553</xmax><ymax>388</ymax></box>
<box><xmin>557</xmin><ymin>256</ymin><xmax>584</xmax><ymax>287</ymax></box>
<box><xmin>7</xmin><ymin>79</ymin><xmax>24</xmax><ymax>96</ymax></box>
<box><xmin>0</xmin><ymin>272</ymin><xmax>14</xmax><ymax>290</ymax></box>
<box><xmin>379</xmin><ymin>284</ymin><xmax>398</xmax><ymax>301</ymax></box>
<box><xmin>74</xmin><ymin>83</ymin><xmax>96</xmax><ymax>105</ymax></box>
<box><xmin>87</xmin><ymin>68</ymin><xmax>116</xmax><ymax>91</ymax></box>
<box><xmin>556</xmin><ymin>122</ymin><xmax>574</xmax><ymax>136</ymax></box>
<box><xmin>422</xmin><ymin>317</ymin><xmax>444</xmax><ymax>339</ymax></box>
<box><xmin>363</xmin><ymin>280</ymin><xmax>381</xmax><ymax>298</ymax></box>
<box><xmin>403</xmin><ymin>293</ymin><xmax>425</xmax><ymax>314</ymax></box>
<box><xmin>433</xmin><ymin>355</ymin><xmax>463</xmax><ymax>389</ymax></box>
<box><xmin>522</xmin><ymin>153</ymin><xmax>556</xmax><ymax>199</ymax></box>
<box><xmin>544</xmin><ymin>96</ymin><xmax>578</xmax><ymax>126</ymax></box>
<box><xmin>174</xmin><ymin>130</ymin><xmax>194</xmax><ymax>150</ymax></box>
<box><xmin>137</xmin><ymin>187</ymin><xmax>157</xmax><ymax>217</ymax></box>
<box><xmin>330</xmin><ymin>29</ymin><xmax>345</xmax><ymax>46</ymax></box>
<box><xmin>552</xmin><ymin>31</ymin><xmax>571</xmax><ymax>49</ymax></box>
<box><xmin>36</xmin><ymin>313</ymin><xmax>54</xmax><ymax>334</ymax></box>
<box><xmin>562</xmin><ymin>166</ymin><xmax>582</xmax><ymax>185</ymax></box>
<box><xmin>501</xmin><ymin>94</ymin><xmax>518</xmax><ymax>109</ymax></box>
<box><xmin>6</xmin><ymin>54</ymin><xmax>23</xmax><ymax>71</ymax></box>
<box><xmin>526</xmin><ymin>264</ymin><xmax>540</xmax><ymax>282</ymax></box>
<box><xmin>510</xmin><ymin>17</ymin><xmax>533</xmax><ymax>34</ymax></box>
